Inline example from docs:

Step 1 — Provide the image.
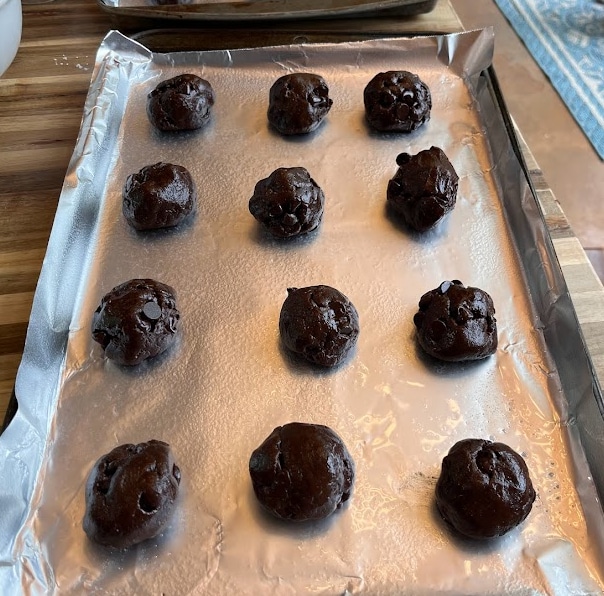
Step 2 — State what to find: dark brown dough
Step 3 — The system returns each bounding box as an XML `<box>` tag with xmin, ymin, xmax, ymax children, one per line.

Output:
<box><xmin>249</xmin><ymin>422</ymin><xmax>355</xmax><ymax>522</ymax></box>
<box><xmin>123</xmin><ymin>162</ymin><xmax>197</xmax><ymax>231</ymax></box>
<box><xmin>363</xmin><ymin>70</ymin><xmax>431</xmax><ymax>132</ymax></box>
<box><xmin>413</xmin><ymin>280</ymin><xmax>497</xmax><ymax>362</ymax></box>
<box><xmin>267</xmin><ymin>73</ymin><xmax>333</xmax><ymax>135</ymax></box>
<box><xmin>83</xmin><ymin>440</ymin><xmax>181</xmax><ymax>548</ymax></box>
<box><xmin>387</xmin><ymin>146</ymin><xmax>458</xmax><ymax>232</ymax></box>
<box><xmin>92</xmin><ymin>279</ymin><xmax>180</xmax><ymax>366</ymax></box>
<box><xmin>249</xmin><ymin>167</ymin><xmax>324</xmax><ymax>238</ymax></box>
<box><xmin>150</xmin><ymin>0</ymin><xmax>191</xmax><ymax>4</ymax></box>
<box><xmin>435</xmin><ymin>438</ymin><xmax>536</xmax><ymax>539</ymax></box>
<box><xmin>279</xmin><ymin>285</ymin><xmax>360</xmax><ymax>367</ymax></box>
<box><xmin>147</xmin><ymin>74</ymin><xmax>215</xmax><ymax>132</ymax></box>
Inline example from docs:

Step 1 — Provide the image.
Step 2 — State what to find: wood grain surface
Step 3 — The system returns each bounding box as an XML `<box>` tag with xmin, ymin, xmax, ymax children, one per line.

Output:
<box><xmin>1</xmin><ymin>0</ymin><xmax>601</xmax><ymax>430</ymax></box>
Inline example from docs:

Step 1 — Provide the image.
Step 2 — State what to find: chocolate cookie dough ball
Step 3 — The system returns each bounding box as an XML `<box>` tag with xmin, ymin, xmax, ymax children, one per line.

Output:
<box><xmin>249</xmin><ymin>167</ymin><xmax>325</xmax><ymax>238</ymax></box>
<box><xmin>267</xmin><ymin>73</ymin><xmax>333</xmax><ymax>135</ymax></box>
<box><xmin>387</xmin><ymin>147</ymin><xmax>458</xmax><ymax>232</ymax></box>
<box><xmin>436</xmin><ymin>438</ymin><xmax>535</xmax><ymax>539</ymax></box>
<box><xmin>147</xmin><ymin>73</ymin><xmax>215</xmax><ymax>132</ymax></box>
<box><xmin>249</xmin><ymin>422</ymin><xmax>355</xmax><ymax>522</ymax></box>
<box><xmin>84</xmin><ymin>440</ymin><xmax>181</xmax><ymax>548</ymax></box>
<box><xmin>413</xmin><ymin>280</ymin><xmax>497</xmax><ymax>362</ymax></box>
<box><xmin>279</xmin><ymin>285</ymin><xmax>359</xmax><ymax>367</ymax></box>
<box><xmin>364</xmin><ymin>70</ymin><xmax>431</xmax><ymax>132</ymax></box>
<box><xmin>92</xmin><ymin>279</ymin><xmax>180</xmax><ymax>366</ymax></box>
<box><xmin>123</xmin><ymin>162</ymin><xmax>197</xmax><ymax>231</ymax></box>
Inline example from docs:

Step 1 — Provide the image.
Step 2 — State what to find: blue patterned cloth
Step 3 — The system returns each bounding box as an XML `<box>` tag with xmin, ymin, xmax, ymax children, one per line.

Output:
<box><xmin>494</xmin><ymin>0</ymin><xmax>604</xmax><ymax>158</ymax></box>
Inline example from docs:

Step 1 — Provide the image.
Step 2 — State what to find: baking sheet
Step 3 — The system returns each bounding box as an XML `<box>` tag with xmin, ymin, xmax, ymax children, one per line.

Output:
<box><xmin>1</xmin><ymin>29</ymin><xmax>604</xmax><ymax>594</ymax></box>
<box><xmin>97</xmin><ymin>0</ymin><xmax>437</xmax><ymax>22</ymax></box>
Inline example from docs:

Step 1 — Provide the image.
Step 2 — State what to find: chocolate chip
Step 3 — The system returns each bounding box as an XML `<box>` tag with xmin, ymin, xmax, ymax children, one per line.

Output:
<box><xmin>143</xmin><ymin>301</ymin><xmax>162</xmax><ymax>320</ymax></box>
<box><xmin>440</xmin><ymin>281</ymin><xmax>452</xmax><ymax>294</ymax></box>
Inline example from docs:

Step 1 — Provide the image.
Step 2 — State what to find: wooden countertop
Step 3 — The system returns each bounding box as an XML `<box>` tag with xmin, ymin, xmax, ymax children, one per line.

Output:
<box><xmin>1</xmin><ymin>0</ymin><xmax>602</xmax><ymax>428</ymax></box>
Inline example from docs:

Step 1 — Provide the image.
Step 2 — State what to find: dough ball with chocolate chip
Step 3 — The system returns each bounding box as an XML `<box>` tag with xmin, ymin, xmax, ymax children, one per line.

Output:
<box><xmin>92</xmin><ymin>279</ymin><xmax>180</xmax><ymax>366</ymax></box>
<box><xmin>436</xmin><ymin>438</ymin><xmax>535</xmax><ymax>539</ymax></box>
<box><xmin>83</xmin><ymin>440</ymin><xmax>181</xmax><ymax>548</ymax></box>
<box><xmin>413</xmin><ymin>280</ymin><xmax>497</xmax><ymax>361</ymax></box>
<box><xmin>279</xmin><ymin>285</ymin><xmax>359</xmax><ymax>367</ymax></box>
<box><xmin>268</xmin><ymin>73</ymin><xmax>333</xmax><ymax>135</ymax></box>
<box><xmin>249</xmin><ymin>422</ymin><xmax>355</xmax><ymax>522</ymax></box>
<box><xmin>249</xmin><ymin>167</ymin><xmax>324</xmax><ymax>238</ymax></box>
<box><xmin>364</xmin><ymin>70</ymin><xmax>431</xmax><ymax>132</ymax></box>
<box><xmin>387</xmin><ymin>146</ymin><xmax>458</xmax><ymax>232</ymax></box>
<box><xmin>123</xmin><ymin>162</ymin><xmax>197</xmax><ymax>231</ymax></box>
<box><xmin>147</xmin><ymin>73</ymin><xmax>215</xmax><ymax>132</ymax></box>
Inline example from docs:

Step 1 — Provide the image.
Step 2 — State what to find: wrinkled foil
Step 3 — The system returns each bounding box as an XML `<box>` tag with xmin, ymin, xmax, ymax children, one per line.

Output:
<box><xmin>1</xmin><ymin>29</ymin><xmax>604</xmax><ymax>594</ymax></box>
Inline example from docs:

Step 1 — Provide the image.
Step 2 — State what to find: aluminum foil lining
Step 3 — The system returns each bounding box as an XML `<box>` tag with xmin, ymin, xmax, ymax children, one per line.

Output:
<box><xmin>1</xmin><ymin>29</ymin><xmax>604</xmax><ymax>594</ymax></box>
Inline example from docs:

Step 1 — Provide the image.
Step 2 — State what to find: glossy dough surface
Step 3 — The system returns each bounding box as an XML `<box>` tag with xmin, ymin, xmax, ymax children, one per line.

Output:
<box><xmin>249</xmin><ymin>167</ymin><xmax>325</xmax><ymax>238</ymax></box>
<box><xmin>147</xmin><ymin>74</ymin><xmax>215</xmax><ymax>132</ymax></box>
<box><xmin>267</xmin><ymin>73</ymin><xmax>333</xmax><ymax>135</ymax></box>
<box><xmin>435</xmin><ymin>438</ymin><xmax>536</xmax><ymax>539</ymax></box>
<box><xmin>279</xmin><ymin>285</ymin><xmax>360</xmax><ymax>367</ymax></box>
<box><xmin>363</xmin><ymin>70</ymin><xmax>431</xmax><ymax>132</ymax></box>
<box><xmin>91</xmin><ymin>279</ymin><xmax>180</xmax><ymax>366</ymax></box>
<box><xmin>123</xmin><ymin>162</ymin><xmax>197</xmax><ymax>231</ymax></box>
<box><xmin>83</xmin><ymin>440</ymin><xmax>181</xmax><ymax>548</ymax></box>
<box><xmin>387</xmin><ymin>146</ymin><xmax>458</xmax><ymax>232</ymax></box>
<box><xmin>413</xmin><ymin>280</ymin><xmax>497</xmax><ymax>361</ymax></box>
<box><xmin>249</xmin><ymin>422</ymin><xmax>355</xmax><ymax>522</ymax></box>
